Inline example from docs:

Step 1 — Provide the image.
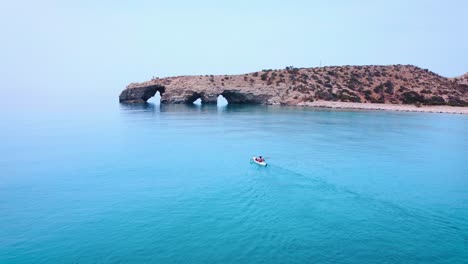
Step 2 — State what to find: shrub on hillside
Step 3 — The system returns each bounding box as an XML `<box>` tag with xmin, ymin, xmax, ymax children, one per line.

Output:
<box><xmin>448</xmin><ymin>97</ymin><xmax>468</xmax><ymax>106</ymax></box>
<box><xmin>457</xmin><ymin>84</ymin><xmax>468</xmax><ymax>93</ymax></box>
<box><xmin>400</xmin><ymin>91</ymin><xmax>425</xmax><ymax>104</ymax></box>
<box><xmin>425</xmin><ymin>95</ymin><xmax>446</xmax><ymax>105</ymax></box>
<box><xmin>398</xmin><ymin>86</ymin><xmax>409</xmax><ymax>92</ymax></box>
<box><xmin>384</xmin><ymin>81</ymin><xmax>394</xmax><ymax>94</ymax></box>
<box><xmin>315</xmin><ymin>90</ymin><xmax>335</xmax><ymax>101</ymax></box>
<box><xmin>421</xmin><ymin>89</ymin><xmax>432</xmax><ymax>94</ymax></box>
<box><xmin>363</xmin><ymin>90</ymin><xmax>373</xmax><ymax>102</ymax></box>
<box><xmin>339</xmin><ymin>90</ymin><xmax>361</xmax><ymax>102</ymax></box>
<box><xmin>439</xmin><ymin>90</ymin><xmax>449</xmax><ymax>95</ymax></box>
<box><xmin>373</xmin><ymin>84</ymin><xmax>384</xmax><ymax>94</ymax></box>
<box><xmin>376</xmin><ymin>95</ymin><xmax>385</xmax><ymax>103</ymax></box>
<box><xmin>292</xmin><ymin>85</ymin><xmax>308</xmax><ymax>93</ymax></box>
<box><xmin>347</xmin><ymin>76</ymin><xmax>361</xmax><ymax>90</ymax></box>
<box><xmin>286</xmin><ymin>66</ymin><xmax>299</xmax><ymax>74</ymax></box>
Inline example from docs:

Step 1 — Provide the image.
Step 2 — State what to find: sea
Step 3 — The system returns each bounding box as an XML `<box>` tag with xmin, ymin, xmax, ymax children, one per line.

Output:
<box><xmin>1</xmin><ymin>97</ymin><xmax>467</xmax><ymax>263</ymax></box>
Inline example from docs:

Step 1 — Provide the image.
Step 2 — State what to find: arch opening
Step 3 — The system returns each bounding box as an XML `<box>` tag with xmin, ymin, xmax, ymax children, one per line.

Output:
<box><xmin>119</xmin><ymin>85</ymin><xmax>166</xmax><ymax>104</ymax></box>
<box><xmin>185</xmin><ymin>92</ymin><xmax>204</xmax><ymax>105</ymax></box>
<box><xmin>217</xmin><ymin>95</ymin><xmax>228</xmax><ymax>107</ymax></box>
<box><xmin>220</xmin><ymin>90</ymin><xmax>266</xmax><ymax>104</ymax></box>
<box><xmin>193</xmin><ymin>98</ymin><xmax>202</xmax><ymax>106</ymax></box>
<box><xmin>140</xmin><ymin>85</ymin><xmax>165</xmax><ymax>103</ymax></box>
<box><xmin>147</xmin><ymin>91</ymin><xmax>161</xmax><ymax>104</ymax></box>
<box><xmin>221</xmin><ymin>91</ymin><xmax>250</xmax><ymax>104</ymax></box>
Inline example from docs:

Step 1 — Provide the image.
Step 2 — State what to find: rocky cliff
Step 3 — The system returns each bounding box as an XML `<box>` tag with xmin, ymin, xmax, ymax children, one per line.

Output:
<box><xmin>119</xmin><ymin>65</ymin><xmax>468</xmax><ymax>106</ymax></box>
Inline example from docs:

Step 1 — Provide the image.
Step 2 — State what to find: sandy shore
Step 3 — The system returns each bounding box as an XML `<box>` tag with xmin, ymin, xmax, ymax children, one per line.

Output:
<box><xmin>298</xmin><ymin>101</ymin><xmax>468</xmax><ymax>115</ymax></box>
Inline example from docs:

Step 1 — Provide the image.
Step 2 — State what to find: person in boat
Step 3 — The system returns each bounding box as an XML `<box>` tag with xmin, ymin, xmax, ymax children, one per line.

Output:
<box><xmin>255</xmin><ymin>156</ymin><xmax>265</xmax><ymax>162</ymax></box>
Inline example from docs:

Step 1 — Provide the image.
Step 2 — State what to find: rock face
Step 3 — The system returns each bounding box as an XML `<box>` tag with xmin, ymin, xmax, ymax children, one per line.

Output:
<box><xmin>119</xmin><ymin>84</ymin><xmax>165</xmax><ymax>103</ymax></box>
<box><xmin>119</xmin><ymin>65</ymin><xmax>468</xmax><ymax>106</ymax></box>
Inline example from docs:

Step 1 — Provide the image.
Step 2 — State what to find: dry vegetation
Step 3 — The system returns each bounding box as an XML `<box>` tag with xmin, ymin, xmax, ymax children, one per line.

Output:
<box><xmin>138</xmin><ymin>65</ymin><xmax>468</xmax><ymax>106</ymax></box>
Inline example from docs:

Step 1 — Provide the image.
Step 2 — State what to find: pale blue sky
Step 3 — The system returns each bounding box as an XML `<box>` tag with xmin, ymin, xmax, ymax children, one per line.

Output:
<box><xmin>1</xmin><ymin>0</ymin><xmax>467</xmax><ymax>104</ymax></box>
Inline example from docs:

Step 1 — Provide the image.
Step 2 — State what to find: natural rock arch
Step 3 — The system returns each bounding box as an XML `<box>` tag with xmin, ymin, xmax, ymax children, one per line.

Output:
<box><xmin>119</xmin><ymin>65</ymin><xmax>468</xmax><ymax>106</ymax></box>
<box><xmin>119</xmin><ymin>84</ymin><xmax>272</xmax><ymax>105</ymax></box>
<box><xmin>185</xmin><ymin>92</ymin><xmax>203</xmax><ymax>104</ymax></box>
<box><xmin>119</xmin><ymin>84</ymin><xmax>165</xmax><ymax>104</ymax></box>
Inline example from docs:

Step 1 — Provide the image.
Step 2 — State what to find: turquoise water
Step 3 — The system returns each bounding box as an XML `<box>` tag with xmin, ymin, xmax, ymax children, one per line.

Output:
<box><xmin>1</xmin><ymin>102</ymin><xmax>467</xmax><ymax>263</ymax></box>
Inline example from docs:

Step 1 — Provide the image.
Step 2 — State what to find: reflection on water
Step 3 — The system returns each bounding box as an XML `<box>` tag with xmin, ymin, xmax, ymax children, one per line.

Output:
<box><xmin>119</xmin><ymin>102</ymin><xmax>272</xmax><ymax>114</ymax></box>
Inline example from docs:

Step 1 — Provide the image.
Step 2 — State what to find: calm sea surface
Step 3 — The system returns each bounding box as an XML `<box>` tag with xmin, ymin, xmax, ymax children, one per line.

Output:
<box><xmin>1</xmin><ymin>102</ymin><xmax>467</xmax><ymax>263</ymax></box>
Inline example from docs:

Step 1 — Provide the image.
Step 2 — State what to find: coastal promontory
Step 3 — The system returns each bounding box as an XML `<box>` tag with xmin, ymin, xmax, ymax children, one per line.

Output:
<box><xmin>119</xmin><ymin>65</ymin><xmax>467</xmax><ymax>107</ymax></box>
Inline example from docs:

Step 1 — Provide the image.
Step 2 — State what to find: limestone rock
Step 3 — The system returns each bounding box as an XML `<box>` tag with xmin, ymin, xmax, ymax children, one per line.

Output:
<box><xmin>119</xmin><ymin>65</ymin><xmax>467</xmax><ymax>106</ymax></box>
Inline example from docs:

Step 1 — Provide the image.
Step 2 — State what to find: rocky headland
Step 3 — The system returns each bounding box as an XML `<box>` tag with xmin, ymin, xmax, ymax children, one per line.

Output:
<box><xmin>119</xmin><ymin>65</ymin><xmax>468</xmax><ymax>109</ymax></box>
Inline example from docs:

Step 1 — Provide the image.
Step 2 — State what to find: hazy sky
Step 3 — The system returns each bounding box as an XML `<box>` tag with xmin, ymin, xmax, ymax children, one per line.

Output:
<box><xmin>1</xmin><ymin>0</ymin><xmax>467</xmax><ymax>104</ymax></box>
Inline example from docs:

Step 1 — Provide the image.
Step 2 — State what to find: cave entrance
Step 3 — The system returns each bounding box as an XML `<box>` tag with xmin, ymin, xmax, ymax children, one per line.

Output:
<box><xmin>147</xmin><ymin>91</ymin><xmax>161</xmax><ymax>104</ymax></box>
<box><xmin>186</xmin><ymin>92</ymin><xmax>203</xmax><ymax>105</ymax></box>
<box><xmin>221</xmin><ymin>90</ymin><xmax>251</xmax><ymax>104</ymax></box>
<box><xmin>217</xmin><ymin>95</ymin><xmax>228</xmax><ymax>107</ymax></box>
<box><xmin>143</xmin><ymin>85</ymin><xmax>165</xmax><ymax>103</ymax></box>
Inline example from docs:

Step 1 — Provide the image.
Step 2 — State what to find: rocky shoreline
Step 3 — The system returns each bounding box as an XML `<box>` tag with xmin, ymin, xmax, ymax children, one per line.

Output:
<box><xmin>301</xmin><ymin>101</ymin><xmax>468</xmax><ymax>114</ymax></box>
<box><xmin>119</xmin><ymin>65</ymin><xmax>467</xmax><ymax>109</ymax></box>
